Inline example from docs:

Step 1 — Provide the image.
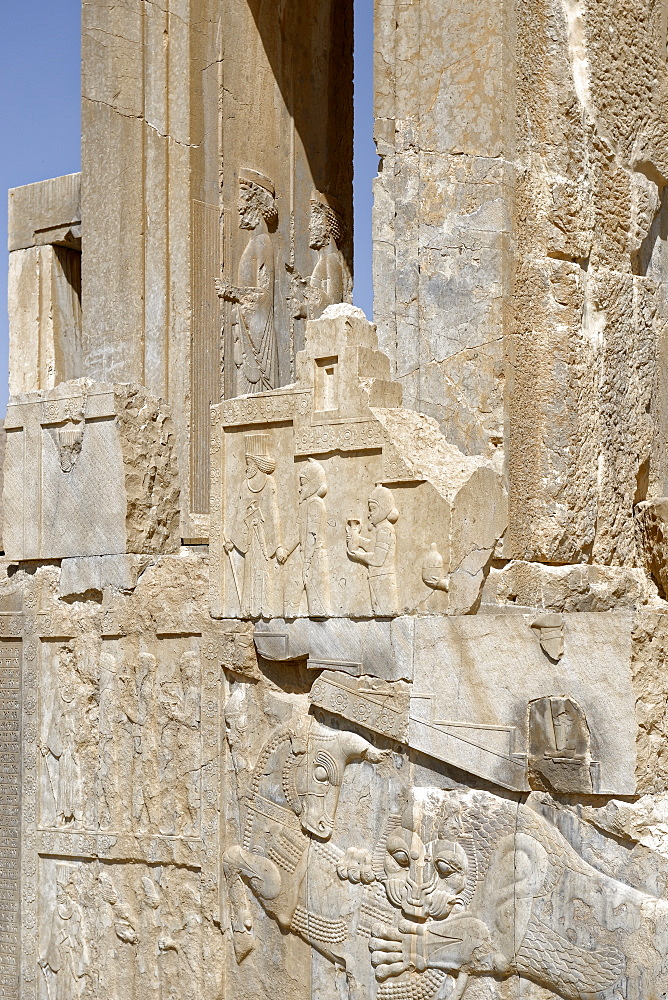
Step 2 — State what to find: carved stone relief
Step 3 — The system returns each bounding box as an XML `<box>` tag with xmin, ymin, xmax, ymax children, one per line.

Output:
<box><xmin>289</xmin><ymin>192</ymin><xmax>349</xmax><ymax>322</ymax></box>
<box><xmin>528</xmin><ymin>697</ymin><xmax>594</xmax><ymax>795</ymax></box>
<box><xmin>37</xmin><ymin>858</ymin><xmax>221</xmax><ymax>1000</ymax></box>
<box><xmin>3</xmin><ymin>382</ymin><xmax>180</xmax><ymax>561</ymax></box>
<box><xmin>210</xmin><ymin>311</ymin><xmax>508</xmax><ymax>620</ymax></box>
<box><xmin>38</xmin><ymin>637</ymin><xmax>202</xmax><ymax>838</ymax></box>
<box><xmin>218</xmin><ymin>171</ymin><xmax>279</xmax><ymax>397</ymax></box>
<box><xmin>222</xmin><ymin>687</ymin><xmax>668</xmax><ymax>1000</ymax></box>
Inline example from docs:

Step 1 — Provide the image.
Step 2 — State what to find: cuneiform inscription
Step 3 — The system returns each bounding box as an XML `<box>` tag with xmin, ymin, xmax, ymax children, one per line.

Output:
<box><xmin>0</xmin><ymin>646</ymin><xmax>20</xmax><ymax>1000</ymax></box>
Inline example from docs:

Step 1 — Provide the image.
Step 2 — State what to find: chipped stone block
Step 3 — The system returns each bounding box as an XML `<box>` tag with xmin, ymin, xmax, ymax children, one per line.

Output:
<box><xmin>309</xmin><ymin>670</ymin><xmax>410</xmax><ymax>743</ymax></box>
<box><xmin>481</xmin><ymin>559</ymin><xmax>653</xmax><ymax>612</ymax></box>
<box><xmin>254</xmin><ymin>617</ymin><xmax>414</xmax><ymax>682</ymax></box>
<box><xmin>3</xmin><ymin>380</ymin><xmax>180</xmax><ymax>560</ymax></box>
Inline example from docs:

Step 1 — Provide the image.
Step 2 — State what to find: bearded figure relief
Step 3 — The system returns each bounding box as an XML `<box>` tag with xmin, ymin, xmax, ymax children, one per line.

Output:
<box><xmin>290</xmin><ymin>191</ymin><xmax>349</xmax><ymax>321</ymax></box>
<box><xmin>218</xmin><ymin>168</ymin><xmax>279</xmax><ymax>395</ymax></box>
<box><xmin>284</xmin><ymin>458</ymin><xmax>331</xmax><ymax>618</ymax></box>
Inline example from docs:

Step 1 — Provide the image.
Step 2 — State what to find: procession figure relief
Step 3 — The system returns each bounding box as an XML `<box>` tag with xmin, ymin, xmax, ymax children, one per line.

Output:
<box><xmin>218</xmin><ymin>169</ymin><xmax>279</xmax><ymax>395</ymax></box>
<box><xmin>347</xmin><ymin>485</ymin><xmax>400</xmax><ymax>616</ymax></box>
<box><xmin>284</xmin><ymin>458</ymin><xmax>331</xmax><ymax>618</ymax></box>
<box><xmin>224</xmin><ymin>432</ymin><xmax>286</xmax><ymax>618</ymax></box>
<box><xmin>291</xmin><ymin>191</ymin><xmax>348</xmax><ymax>320</ymax></box>
<box><xmin>43</xmin><ymin>650</ymin><xmax>80</xmax><ymax>827</ymax></box>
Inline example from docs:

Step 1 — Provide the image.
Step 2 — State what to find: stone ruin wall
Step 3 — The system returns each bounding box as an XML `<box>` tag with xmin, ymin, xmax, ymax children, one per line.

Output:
<box><xmin>4</xmin><ymin>2</ymin><xmax>668</xmax><ymax>1000</ymax></box>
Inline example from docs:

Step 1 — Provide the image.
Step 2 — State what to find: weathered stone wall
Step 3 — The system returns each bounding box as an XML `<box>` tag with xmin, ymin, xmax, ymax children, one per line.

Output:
<box><xmin>373</xmin><ymin>0</ymin><xmax>668</xmax><ymax>576</ymax></box>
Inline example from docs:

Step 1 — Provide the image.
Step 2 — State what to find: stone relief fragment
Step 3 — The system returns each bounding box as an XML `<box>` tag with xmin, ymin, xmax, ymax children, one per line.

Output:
<box><xmin>38</xmin><ymin>858</ymin><xmax>218</xmax><ymax>1000</ymax></box>
<box><xmin>3</xmin><ymin>381</ymin><xmax>180</xmax><ymax>561</ymax></box>
<box><xmin>39</xmin><ymin>638</ymin><xmax>201</xmax><ymax>837</ymax></box>
<box><xmin>210</xmin><ymin>310</ymin><xmax>507</xmax><ymax>619</ymax></box>
<box><xmin>531</xmin><ymin>613</ymin><xmax>565</xmax><ymax>661</ymax></box>
<box><xmin>289</xmin><ymin>191</ymin><xmax>349</xmax><ymax>321</ymax></box>
<box><xmin>218</xmin><ymin>169</ymin><xmax>279</xmax><ymax>396</ymax></box>
<box><xmin>309</xmin><ymin>670</ymin><xmax>410</xmax><ymax>743</ymax></box>
<box><xmin>528</xmin><ymin>697</ymin><xmax>593</xmax><ymax>794</ymax></box>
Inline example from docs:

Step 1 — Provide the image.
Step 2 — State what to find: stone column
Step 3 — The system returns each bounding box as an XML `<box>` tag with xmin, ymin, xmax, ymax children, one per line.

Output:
<box><xmin>8</xmin><ymin>174</ymin><xmax>82</xmax><ymax>394</ymax></box>
<box><xmin>81</xmin><ymin>0</ymin><xmax>222</xmax><ymax>540</ymax></box>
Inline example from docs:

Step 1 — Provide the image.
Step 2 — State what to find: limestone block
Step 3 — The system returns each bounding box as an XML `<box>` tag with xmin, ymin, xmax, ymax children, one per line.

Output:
<box><xmin>8</xmin><ymin>244</ymin><xmax>82</xmax><ymax>394</ymax></box>
<box><xmin>210</xmin><ymin>311</ymin><xmax>507</xmax><ymax>620</ymax></box>
<box><xmin>3</xmin><ymin>381</ymin><xmax>180</xmax><ymax>561</ymax></box>
<box><xmin>481</xmin><ymin>559</ymin><xmax>654</xmax><ymax>612</ymax></box>
<box><xmin>8</xmin><ymin>172</ymin><xmax>81</xmax><ymax>252</ymax></box>
<box><xmin>58</xmin><ymin>554</ymin><xmax>138</xmax><ymax>600</ymax></box>
<box><xmin>254</xmin><ymin>617</ymin><xmax>414</xmax><ymax>682</ymax></box>
<box><xmin>410</xmin><ymin>613</ymin><xmax>637</xmax><ymax>794</ymax></box>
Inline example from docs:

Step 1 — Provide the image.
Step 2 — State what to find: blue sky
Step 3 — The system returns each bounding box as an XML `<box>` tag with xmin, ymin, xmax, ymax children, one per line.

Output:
<box><xmin>0</xmin><ymin>1</ymin><xmax>375</xmax><ymax>415</ymax></box>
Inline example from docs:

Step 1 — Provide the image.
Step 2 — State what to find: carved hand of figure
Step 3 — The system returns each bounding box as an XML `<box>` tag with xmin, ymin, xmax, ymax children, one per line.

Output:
<box><xmin>216</xmin><ymin>279</ymin><xmax>237</xmax><ymax>302</ymax></box>
<box><xmin>114</xmin><ymin>921</ymin><xmax>138</xmax><ymax>945</ymax></box>
<box><xmin>276</xmin><ymin>546</ymin><xmax>288</xmax><ymax>565</ymax></box>
<box><xmin>336</xmin><ymin>847</ymin><xmax>375</xmax><ymax>885</ymax></box>
<box><xmin>369</xmin><ymin>920</ymin><xmax>425</xmax><ymax>980</ymax></box>
<box><xmin>224</xmin><ymin>539</ymin><xmax>235</xmax><ymax>554</ymax></box>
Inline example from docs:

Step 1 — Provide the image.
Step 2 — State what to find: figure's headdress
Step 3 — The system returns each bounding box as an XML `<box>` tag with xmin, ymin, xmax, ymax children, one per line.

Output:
<box><xmin>240</xmin><ymin>168</ymin><xmax>275</xmax><ymax>197</ymax></box>
<box><xmin>244</xmin><ymin>432</ymin><xmax>276</xmax><ymax>474</ymax></box>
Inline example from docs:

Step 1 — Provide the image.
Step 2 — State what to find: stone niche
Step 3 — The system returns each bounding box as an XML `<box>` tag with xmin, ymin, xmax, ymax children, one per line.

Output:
<box><xmin>3</xmin><ymin>380</ymin><xmax>180</xmax><ymax>561</ymax></box>
<box><xmin>210</xmin><ymin>309</ymin><xmax>507</xmax><ymax>621</ymax></box>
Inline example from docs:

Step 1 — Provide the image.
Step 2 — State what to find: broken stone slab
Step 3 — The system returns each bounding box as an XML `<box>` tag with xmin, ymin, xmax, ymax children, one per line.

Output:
<box><xmin>309</xmin><ymin>669</ymin><xmax>410</xmax><ymax>744</ymax></box>
<box><xmin>59</xmin><ymin>554</ymin><xmax>137</xmax><ymax>599</ymax></box>
<box><xmin>3</xmin><ymin>380</ymin><xmax>180</xmax><ymax>561</ymax></box>
<box><xmin>254</xmin><ymin>617</ymin><xmax>414</xmax><ymax>682</ymax></box>
<box><xmin>481</xmin><ymin>559</ymin><xmax>654</xmax><ymax>612</ymax></box>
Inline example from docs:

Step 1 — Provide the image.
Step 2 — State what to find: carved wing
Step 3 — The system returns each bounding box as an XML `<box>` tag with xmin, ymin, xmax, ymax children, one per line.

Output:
<box><xmin>516</xmin><ymin>917</ymin><xmax>625</xmax><ymax>1000</ymax></box>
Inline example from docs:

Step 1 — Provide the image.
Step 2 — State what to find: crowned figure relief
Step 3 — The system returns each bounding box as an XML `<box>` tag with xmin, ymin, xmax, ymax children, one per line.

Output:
<box><xmin>218</xmin><ymin>169</ymin><xmax>279</xmax><ymax>395</ymax></box>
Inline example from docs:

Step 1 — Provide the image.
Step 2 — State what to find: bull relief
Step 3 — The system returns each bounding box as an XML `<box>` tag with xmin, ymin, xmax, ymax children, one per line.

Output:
<box><xmin>223</xmin><ymin>694</ymin><xmax>668</xmax><ymax>1000</ymax></box>
<box><xmin>210</xmin><ymin>309</ymin><xmax>508</xmax><ymax>620</ymax></box>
